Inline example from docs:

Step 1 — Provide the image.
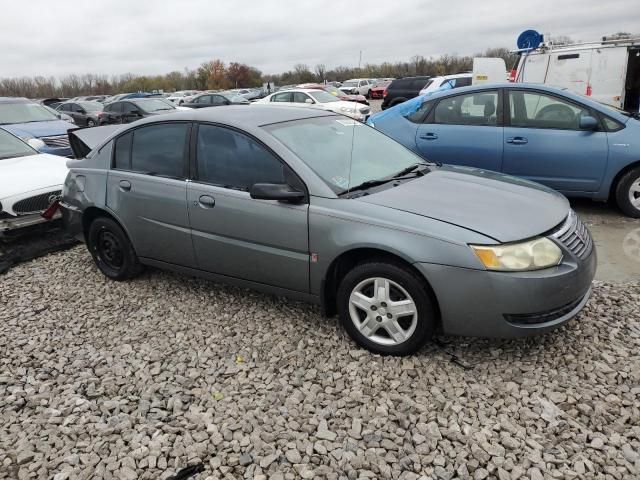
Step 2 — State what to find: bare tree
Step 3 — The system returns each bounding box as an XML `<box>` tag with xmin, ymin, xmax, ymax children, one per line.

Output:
<box><xmin>314</xmin><ymin>64</ymin><xmax>326</xmax><ymax>82</ymax></box>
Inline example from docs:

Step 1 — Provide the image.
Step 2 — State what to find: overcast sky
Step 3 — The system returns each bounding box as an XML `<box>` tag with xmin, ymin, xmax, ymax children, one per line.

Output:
<box><xmin>1</xmin><ymin>0</ymin><xmax>636</xmax><ymax>78</ymax></box>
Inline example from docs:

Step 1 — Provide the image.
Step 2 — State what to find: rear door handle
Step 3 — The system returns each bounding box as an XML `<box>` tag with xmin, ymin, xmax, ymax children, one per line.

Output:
<box><xmin>119</xmin><ymin>180</ymin><xmax>131</xmax><ymax>191</ymax></box>
<box><xmin>506</xmin><ymin>137</ymin><xmax>528</xmax><ymax>145</ymax></box>
<box><xmin>198</xmin><ymin>195</ymin><xmax>216</xmax><ymax>208</ymax></box>
<box><xmin>419</xmin><ymin>133</ymin><xmax>438</xmax><ymax>140</ymax></box>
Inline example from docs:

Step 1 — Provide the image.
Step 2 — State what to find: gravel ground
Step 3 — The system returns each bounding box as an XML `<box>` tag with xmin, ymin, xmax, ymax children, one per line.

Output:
<box><xmin>1</xmin><ymin>247</ymin><xmax>639</xmax><ymax>480</ymax></box>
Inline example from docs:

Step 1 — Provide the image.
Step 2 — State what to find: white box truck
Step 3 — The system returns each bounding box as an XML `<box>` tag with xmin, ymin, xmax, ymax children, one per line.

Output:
<box><xmin>514</xmin><ymin>35</ymin><xmax>640</xmax><ymax>112</ymax></box>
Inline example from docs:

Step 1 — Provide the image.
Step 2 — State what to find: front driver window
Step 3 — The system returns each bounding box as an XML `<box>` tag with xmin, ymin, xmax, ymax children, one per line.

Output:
<box><xmin>196</xmin><ymin>125</ymin><xmax>286</xmax><ymax>191</ymax></box>
<box><xmin>509</xmin><ymin>91</ymin><xmax>590</xmax><ymax>130</ymax></box>
<box><xmin>434</xmin><ymin>91</ymin><xmax>499</xmax><ymax>126</ymax></box>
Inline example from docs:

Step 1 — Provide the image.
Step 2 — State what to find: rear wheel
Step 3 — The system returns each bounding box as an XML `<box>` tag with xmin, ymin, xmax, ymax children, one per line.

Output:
<box><xmin>615</xmin><ymin>167</ymin><xmax>640</xmax><ymax>218</ymax></box>
<box><xmin>87</xmin><ymin>217</ymin><xmax>143</xmax><ymax>280</ymax></box>
<box><xmin>337</xmin><ymin>261</ymin><xmax>436</xmax><ymax>355</ymax></box>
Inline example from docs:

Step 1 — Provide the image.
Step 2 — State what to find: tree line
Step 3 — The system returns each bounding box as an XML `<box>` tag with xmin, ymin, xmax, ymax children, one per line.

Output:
<box><xmin>0</xmin><ymin>48</ymin><xmax>519</xmax><ymax>98</ymax></box>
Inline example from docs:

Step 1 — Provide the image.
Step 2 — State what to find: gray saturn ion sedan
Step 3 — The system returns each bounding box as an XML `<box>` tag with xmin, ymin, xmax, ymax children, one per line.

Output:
<box><xmin>61</xmin><ymin>105</ymin><xmax>596</xmax><ymax>355</ymax></box>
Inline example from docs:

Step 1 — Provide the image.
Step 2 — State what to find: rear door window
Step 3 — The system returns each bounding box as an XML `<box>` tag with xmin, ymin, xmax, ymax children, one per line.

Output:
<box><xmin>113</xmin><ymin>132</ymin><xmax>132</xmax><ymax>170</ymax></box>
<box><xmin>271</xmin><ymin>92</ymin><xmax>292</xmax><ymax>102</ymax></box>
<box><xmin>434</xmin><ymin>91</ymin><xmax>499</xmax><ymax>126</ymax></box>
<box><xmin>129</xmin><ymin>123</ymin><xmax>189</xmax><ymax>178</ymax></box>
<box><xmin>292</xmin><ymin>92</ymin><xmax>311</xmax><ymax>103</ymax></box>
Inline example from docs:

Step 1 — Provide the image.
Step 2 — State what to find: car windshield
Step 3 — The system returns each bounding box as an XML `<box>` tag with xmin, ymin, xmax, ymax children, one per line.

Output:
<box><xmin>0</xmin><ymin>102</ymin><xmax>58</xmax><ymax>125</ymax></box>
<box><xmin>265</xmin><ymin>116</ymin><xmax>430</xmax><ymax>194</ymax></box>
<box><xmin>341</xmin><ymin>81</ymin><xmax>358</xmax><ymax>87</ymax></box>
<box><xmin>78</xmin><ymin>102</ymin><xmax>103</xmax><ymax>112</ymax></box>
<box><xmin>309</xmin><ymin>91</ymin><xmax>340</xmax><ymax>103</ymax></box>
<box><xmin>137</xmin><ymin>99</ymin><xmax>176</xmax><ymax>112</ymax></box>
<box><xmin>0</xmin><ymin>129</ymin><xmax>36</xmax><ymax>160</ymax></box>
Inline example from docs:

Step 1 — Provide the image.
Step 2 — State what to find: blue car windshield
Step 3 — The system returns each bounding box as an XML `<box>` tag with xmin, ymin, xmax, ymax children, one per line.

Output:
<box><xmin>0</xmin><ymin>103</ymin><xmax>58</xmax><ymax>125</ymax></box>
<box><xmin>0</xmin><ymin>129</ymin><xmax>36</xmax><ymax>159</ymax></box>
<box><xmin>265</xmin><ymin>116</ymin><xmax>429</xmax><ymax>194</ymax></box>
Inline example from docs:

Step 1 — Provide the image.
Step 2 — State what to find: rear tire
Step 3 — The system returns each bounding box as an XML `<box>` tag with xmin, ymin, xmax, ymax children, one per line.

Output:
<box><xmin>337</xmin><ymin>260</ymin><xmax>436</xmax><ymax>356</ymax></box>
<box><xmin>87</xmin><ymin>119</ymin><xmax>96</xmax><ymax>127</ymax></box>
<box><xmin>615</xmin><ymin>167</ymin><xmax>640</xmax><ymax>218</ymax></box>
<box><xmin>87</xmin><ymin>217</ymin><xmax>143</xmax><ymax>280</ymax></box>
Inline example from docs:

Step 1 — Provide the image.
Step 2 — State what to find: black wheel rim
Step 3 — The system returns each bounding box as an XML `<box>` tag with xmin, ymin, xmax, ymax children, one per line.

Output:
<box><xmin>96</xmin><ymin>229</ymin><xmax>124</xmax><ymax>270</ymax></box>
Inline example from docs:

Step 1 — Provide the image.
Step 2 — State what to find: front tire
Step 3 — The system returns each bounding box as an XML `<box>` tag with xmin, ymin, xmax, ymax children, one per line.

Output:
<box><xmin>87</xmin><ymin>217</ymin><xmax>143</xmax><ymax>280</ymax></box>
<box><xmin>337</xmin><ymin>261</ymin><xmax>436</xmax><ymax>355</ymax></box>
<box><xmin>615</xmin><ymin>167</ymin><xmax>640</xmax><ymax>218</ymax></box>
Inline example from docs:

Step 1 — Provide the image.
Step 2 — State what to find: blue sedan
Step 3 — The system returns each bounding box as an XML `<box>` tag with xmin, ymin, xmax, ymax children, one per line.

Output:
<box><xmin>368</xmin><ymin>83</ymin><xmax>640</xmax><ymax>217</ymax></box>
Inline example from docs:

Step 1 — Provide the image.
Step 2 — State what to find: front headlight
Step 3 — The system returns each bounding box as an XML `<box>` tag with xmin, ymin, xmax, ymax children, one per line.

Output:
<box><xmin>470</xmin><ymin>237</ymin><xmax>562</xmax><ymax>271</ymax></box>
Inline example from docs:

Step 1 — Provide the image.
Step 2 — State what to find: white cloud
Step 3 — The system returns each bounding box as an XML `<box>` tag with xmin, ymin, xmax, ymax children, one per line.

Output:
<box><xmin>1</xmin><ymin>0</ymin><xmax>636</xmax><ymax>77</ymax></box>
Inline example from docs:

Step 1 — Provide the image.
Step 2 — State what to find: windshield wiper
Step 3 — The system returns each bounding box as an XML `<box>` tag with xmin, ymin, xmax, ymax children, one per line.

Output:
<box><xmin>340</xmin><ymin>163</ymin><xmax>431</xmax><ymax>196</ymax></box>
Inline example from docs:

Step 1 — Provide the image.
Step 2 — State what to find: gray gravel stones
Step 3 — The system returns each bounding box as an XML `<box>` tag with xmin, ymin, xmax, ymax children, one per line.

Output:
<box><xmin>0</xmin><ymin>247</ymin><xmax>639</xmax><ymax>479</ymax></box>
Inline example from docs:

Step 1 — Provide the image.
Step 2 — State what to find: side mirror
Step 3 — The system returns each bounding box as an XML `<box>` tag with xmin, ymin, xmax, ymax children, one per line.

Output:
<box><xmin>250</xmin><ymin>183</ymin><xmax>305</xmax><ymax>203</ymax></box>
<box><xmin>579</xmin><ymin>115</ymin><xmax>598</xmax><ymax>130</ymax></box>
<box><xmin>305</xmin><ymin>98</ymin><xmax>314</xmax><ymax>104</ymax></box>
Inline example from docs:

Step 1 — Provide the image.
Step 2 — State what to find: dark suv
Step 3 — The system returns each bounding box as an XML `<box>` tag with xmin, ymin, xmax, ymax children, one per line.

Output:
<box><xmin>381</xmin><ymin>76</ymin><xmax>432</xmax><ymax>110</ymax></box>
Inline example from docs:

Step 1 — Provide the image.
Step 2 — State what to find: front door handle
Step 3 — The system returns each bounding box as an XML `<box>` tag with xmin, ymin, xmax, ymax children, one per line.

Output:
<box><xmin>506</xmin><ymin>137</ymin><xmax>528</xmax><ymax>145</ymax></box>
<box><xmin>119</xmin><ymin>180</ymin><xmax>131</xmax><ymax>191</ymax></box>
<box><xmin>198</xmin><ymin>195</ymin><xmax>216</xmax><ymax>208</ymax></box>
<box><xmin>419</xmin><ymin>132</ymin><xmax>438</xmax><ymax>140</ymax></box>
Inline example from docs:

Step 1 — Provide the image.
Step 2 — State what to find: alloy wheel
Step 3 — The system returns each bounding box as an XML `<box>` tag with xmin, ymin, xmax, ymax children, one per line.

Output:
<box><xmin>348</xmin><ymin>277</ymin><xmax>418</xmax><ymax>346</ymax></box>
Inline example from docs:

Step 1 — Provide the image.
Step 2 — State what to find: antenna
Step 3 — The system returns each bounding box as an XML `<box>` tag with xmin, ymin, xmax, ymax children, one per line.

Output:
<box><xmin>346</xmin><ymin>51</ymin><xmax>363</xmax><ymax>196</ymax></box>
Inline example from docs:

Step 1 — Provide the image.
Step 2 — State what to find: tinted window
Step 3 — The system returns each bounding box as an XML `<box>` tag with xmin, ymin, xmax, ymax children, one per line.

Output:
<box><xmin>196</xmin><ymin>125</ymin><xmax>286</xmax><ymax>191</ymax></box>
<box><xmin>59</xmin><ymin>104</ymin><xmax>71</xmax><ymax>112</ymax></box>
<box><xmin>211</xmin><ymin>95</ymin><xmax>227</xmax><ymax>105</ymax></box>
<box><xmin>407</xmin><ymin>100</ymin><xmax>434</xmax><ymax>123</ymax></box>
<box><xmin>434</xmin><ymin>91</ymin><xmax>499</xmax><ymax>126</ymax></box>
<box><xmin>602</xmin><ymin>116</ymin><xmax>624</xmax><ymax>132</ymax></box>
<box><xmin>456</xmin><ymin>77</ymin><xmax>472</xmax><ymax>87</ymax></box>
<box><xmin>114</xmin><ymin>132</ymin><xmax>132</xmax><ymax>170</ymax></box>
<box><xmin>509</xmin><ymin>91</ymin><xmax>589</xmax><ymax>130</ymax></box>
<box><xmin>411</xmin><ymin>79</ymin><xmax>430</xmax><ymax>90</ymax></box>
<box><xmin>105</xmin><ymin>103</ymin><xmax>121</xmax><ymax>113</ymax></box>
<box><xmin>130</xmin><ymin>124</ymin><xmax>188</xmax><ymax>177</ymax></box>
<box><xmin>122</xmin><ymin>103</ymin><xmax>139</xmax><ymax>114</ymax></box>
<box><xmin>272</xmin><ymin>92</ymin><xmax>292</xmax><ymax>102</ymax></box>
<box><xmin>196</xmin><ymin>95</ymin><xmax>210</xmax><ymax>104</ymax></box>
<box><xmin>292</xmin><ymin>92</ymin><xmax>311</xmax><ymax>103</ymax></box>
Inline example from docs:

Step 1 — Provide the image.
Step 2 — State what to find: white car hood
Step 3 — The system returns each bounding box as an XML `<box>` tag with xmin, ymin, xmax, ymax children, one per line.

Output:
<box><xmin>0</xmin><ymin>153</ymin><xmax>68</xmax><ymax>200</ymax></box>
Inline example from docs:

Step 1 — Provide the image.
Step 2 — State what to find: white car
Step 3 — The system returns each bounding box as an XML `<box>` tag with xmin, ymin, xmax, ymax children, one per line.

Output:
<box><xmin>255</xmin><ymin>89</ymin><xmax>371</xmax><ymax>121</ymax></box>
<box><xmin>339</xmin><ymin>79</ymin><xmax>374</xmax><ymax>97</ymax></box>
<box><xmin>418</xmin><ymin>73</ymin><xmax>473</xmax><ymax>96</ymax></box>
<box><xmin>0</xmin><ymin>129</ymin><xmax>68</xmax><ymax>236</ymax></box>
<box><xmin>166</xmin><ymin>91</ymin><xmax>199</xmax><ymax>105</ymax></box>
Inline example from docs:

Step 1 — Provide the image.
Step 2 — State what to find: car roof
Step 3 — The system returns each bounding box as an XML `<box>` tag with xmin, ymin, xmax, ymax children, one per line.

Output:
<box><xmin>272</xmin><ymin>88</ymin><xmax>318</xmax><ymax>94</ymax></box>
<box><xmin>0</xmin><ymin>97</ymin><xmax>31</xmax><ymax>104</ymax></box>
<box><xmin>131</xmin><ymin>104</ymin><xmax>336</xmax><ymax>128</ymax></box>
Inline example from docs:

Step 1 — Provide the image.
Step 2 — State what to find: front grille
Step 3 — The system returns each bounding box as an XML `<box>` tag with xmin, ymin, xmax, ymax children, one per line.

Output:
<box><xmin>12</xmin><ymin>190</ymin><xmax>61</xmax><ymax>214</ymax></box>
<box><xmin>551</xmin><ymin>210</ymin><xmax>593</xmax><ymax>260</ymax></box>
<box><xmin>41</xmin><ymin>135</ymin><xmax>70</xmax><ymax>148</ymax></box>
<box><xmin>504</xmin><ymin>293</ymin><xmax>586</xmax><ymax>325</ymax></box>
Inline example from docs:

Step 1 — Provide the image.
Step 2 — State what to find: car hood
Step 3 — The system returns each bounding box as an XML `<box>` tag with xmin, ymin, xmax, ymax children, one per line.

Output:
<box><xmin>3</xmin><ymin>120</ymin><xmax>75</xmax><ymax>139</ymax></box>
<box><xmin>356</xmin><ymin>165</ymin><xmax>569</xmax><ymax>243</ymax></box>
<box><xmin>323</xmin><ymin>101</ymin><xmax>368</xmax><ymax>112</ymax></box>
<box><xmin>0</xmin><ymin>153</ymin><xmax>68</xmax><ymax>200</ymax></box>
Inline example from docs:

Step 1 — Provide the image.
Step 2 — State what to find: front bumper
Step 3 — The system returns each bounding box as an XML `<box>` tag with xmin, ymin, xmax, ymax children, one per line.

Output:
<box><xmin>60</xmin><ymin>202</ymin><xmax>85</xmax><ymax>242</ymax></box>
<box><xmin>415</xmin><ymin>245</ymin><xmax>597</xmax><ymax>338</ymax></box>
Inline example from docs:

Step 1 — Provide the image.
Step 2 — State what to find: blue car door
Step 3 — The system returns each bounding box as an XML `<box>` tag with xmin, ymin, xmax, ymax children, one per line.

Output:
<box><xmin>501</xmin><ymin>89</ymin><xmax>608</xmax><ymax>193</ymax></box>
<box><xmin>414</xmin><ymin>89</ymin><xmax>503</xmax><ymax>171</ymax></box>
